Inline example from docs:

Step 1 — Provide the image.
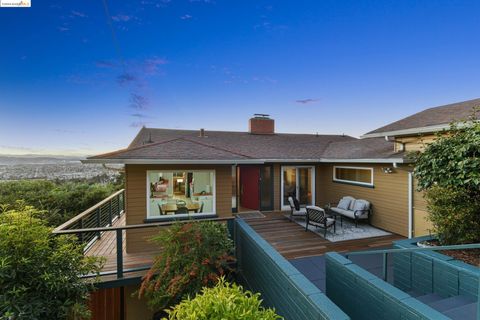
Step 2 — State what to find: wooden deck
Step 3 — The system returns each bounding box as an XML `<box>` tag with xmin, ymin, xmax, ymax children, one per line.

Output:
<box><xmin>86</xmin><ymin>211</ymin><xmax>404</xmax><ymax>281</ymax></box>
<box><xmin>243</xmin><ymin>212</ymin><xmax>405</xmax><ymax>260</ymax></box>
<box><xmin>86</xmin><ymin>214</ymin><xmax>157</xmax><ymax>280</ymax></box>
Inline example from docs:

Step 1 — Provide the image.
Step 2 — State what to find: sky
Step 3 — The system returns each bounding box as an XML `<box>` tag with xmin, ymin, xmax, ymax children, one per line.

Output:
<box><xmin>1</xmin><ymin>0</ymin><xmax>479</xmax><ymax>156</ymax></box>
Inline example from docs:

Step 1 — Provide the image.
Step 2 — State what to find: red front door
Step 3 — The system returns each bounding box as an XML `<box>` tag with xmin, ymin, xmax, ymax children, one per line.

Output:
<box><xmin>240</xmin><ymin>166</ymin><xmax>260</xmax><ymax>210</ymax></box>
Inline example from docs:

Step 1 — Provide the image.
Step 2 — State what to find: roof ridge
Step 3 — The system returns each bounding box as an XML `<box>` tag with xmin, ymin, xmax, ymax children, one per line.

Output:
<box><xmin>181</xmin><ymin>137</ymin><xmax>253</xmax><ymax>159</ymax></box>
<box><xmin>89</xmin><ymin>137</ymin><xmax>185</xmax><ymax>159</ymax></box>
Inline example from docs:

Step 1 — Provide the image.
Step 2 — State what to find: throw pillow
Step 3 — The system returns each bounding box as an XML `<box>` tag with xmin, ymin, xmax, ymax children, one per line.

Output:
<box><xmin>337</xmin><ymin>198</ymin><xmax>351</xmax><ymax>210</ymax></box>
<box><xmin>293</xmin><ymin>197</ymin><xmax>300</xmax><ymax>211</ymax></box>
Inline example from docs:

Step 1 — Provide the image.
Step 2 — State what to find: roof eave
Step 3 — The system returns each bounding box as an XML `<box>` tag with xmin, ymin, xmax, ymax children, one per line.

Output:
<box><xmin>360</xmin><ymin>123</ymin><xmax>452</xmax><ymax>138</ymax></box>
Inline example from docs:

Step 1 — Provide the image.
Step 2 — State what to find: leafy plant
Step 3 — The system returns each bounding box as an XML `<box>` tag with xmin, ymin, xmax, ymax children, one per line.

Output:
<box><xmin>0</xmin><ymin>204</ymin><xmax>104</xmax><ymax>319</ymax></box>
<box><xmin>138</xmin><ymin>221</ymin><xmax>235</xmax><ymax>312</ymax></box>
<box><xmin>0</xmin><ymin>179</ymin><xmax>122</xmax><ymax>226</ymax></box>
<box><xmin>164</xmin><ymin>277</ymin><xmax>282</xmax><ymax>320</ymax></box>
<box><xmin>413</xmin><ymin>114</ymin><xmax>480</xmax><ymax>244</ymax></box>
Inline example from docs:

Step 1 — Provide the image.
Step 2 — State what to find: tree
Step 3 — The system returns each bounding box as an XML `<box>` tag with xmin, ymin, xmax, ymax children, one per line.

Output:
<box><xmin>413</xmin><ymin>117</ymin><xmax>480</xmax><ymax>244</ymax></box>
<box><xmin>0</xmin><ymin>205</ymin><xmax>104</xmax><ymax>319</ymax></box>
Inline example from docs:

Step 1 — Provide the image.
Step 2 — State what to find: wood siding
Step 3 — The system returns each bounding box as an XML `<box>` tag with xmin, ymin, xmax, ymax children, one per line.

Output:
<box><xmin>394</xmin><ymin>134</ymin><xmax>442</xmax><ymax>152</ymax></box>
<box><xmin>89</xmin><ymin>287</ymin><xmax>123</xmax><ymax>320</ymax></box>
<box><xmin>315</xmin><ymin>163</ymin><xmax>410</xmax><ymax>236</ymax></box>
<box><xmin>125</xmin><ymin>164</ymin><xmax>233</xmax><ymax>252</ymax></box>
<box><xmin>413</xmin><ymin>178</ymin><xmax>433</xmax><ymax>236</ymax></box>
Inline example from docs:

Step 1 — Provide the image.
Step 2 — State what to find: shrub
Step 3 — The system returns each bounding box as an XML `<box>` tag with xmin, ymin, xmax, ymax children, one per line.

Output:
<box><xmin>0</xmin><ymin>179</ymin><xmax>121</xmax><ymax>226</ymax></box>
<box><xmin>0</xmin><ymin>205</ymin><xmax>104</xmax><ymax>319</ymax></box>
<box><xmin>164</xmin><ymin>277</ymin><xmax>282</xmax><ymax>320</ymax></box>
<box><xmin>413</xmin><ymin>116</ymin><xmax>480</xmax><ymax>244</ymax></box>
<box><xmin>424</xmin><ymin>186</ymin><xmax>480</xmax><ymax>244</ymax></box>
<box><xmin>138</xmin><ymin>221</ymin><xmax>235</xmax><ymax>312</ymax></box>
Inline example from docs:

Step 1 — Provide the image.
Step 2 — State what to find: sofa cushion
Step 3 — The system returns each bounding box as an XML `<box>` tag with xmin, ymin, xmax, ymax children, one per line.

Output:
<box><xmin>343</xmin><ymin>196</ymin><xmax>356</xmax><ymax>210</ymax></box>
<box><xmin>330</xmin><ymin>207</ymin><xmax>352</xmax><ymax>217</ymax></box>
<box><xmin>353</xmin><ymin>199</ymin><xmax>370</xmax><ymax>212</ymax></box>
<box><xmin>337</xmin><ymin>198</ymin><xmax>351</xmax><ymax>210</ymax></box>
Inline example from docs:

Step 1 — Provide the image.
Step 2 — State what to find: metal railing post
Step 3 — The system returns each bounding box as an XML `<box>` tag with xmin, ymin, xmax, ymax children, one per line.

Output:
<box><xmin>78</xmin><ymin>219</ymin><xmax>84</xmax><ymax>243</ymax></box>
<box><xmin>108</xmin><ymin>200</ymin><xmax>113</xmax><ymax>226</ymax></box>
<box><xmin>116</xmin><ymin>229</ymin><xmax>123</xmax><ymax>279</ymax></box>
<box><xmin>96</xmin><ymin>208</ymin><xmax>101</xmax><ymax>239</ymax></box>
<box><xmin>382</xmin><ymin>252</ymin><xmax>388</xmax><ymax>281</ymax></box>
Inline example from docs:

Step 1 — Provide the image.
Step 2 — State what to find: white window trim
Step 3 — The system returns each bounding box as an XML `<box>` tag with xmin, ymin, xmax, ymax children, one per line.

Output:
<box><xmin>146</xmin><ymin>169</ymin><xmax>216</xmax><ymax>219</ymax></box>
<box><xmin>333</xmin><ymin>166</ymin><xmax>374</xmax><ymax>187</ymax></box>
<box><xmin>280</xmin><ymin>165</ymin><xmax>316</xmax><ymax>211</ymax></box>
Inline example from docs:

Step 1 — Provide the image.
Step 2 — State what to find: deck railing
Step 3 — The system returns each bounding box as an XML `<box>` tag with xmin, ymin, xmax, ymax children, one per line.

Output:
<box><xmin>52</xmin><ymin>216</ymin><xmax>235</xmax><ymax>282</ymax></box>
<box><xmin>53</xmin><ymin>189</ymin><xmax>125</xmax><ymax>251</ymax></box>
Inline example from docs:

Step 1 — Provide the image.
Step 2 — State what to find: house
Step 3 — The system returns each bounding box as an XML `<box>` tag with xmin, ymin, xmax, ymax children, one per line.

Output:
<box><xmin>83</xmin><ymin>98</ymin><xmax>480</xmax><ymax>250</ymax></box>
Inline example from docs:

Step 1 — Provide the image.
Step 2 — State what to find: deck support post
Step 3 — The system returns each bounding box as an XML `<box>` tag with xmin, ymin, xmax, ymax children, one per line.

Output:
<box><xmin>116</xmin><ymin>229</ymin><xmax>124</xmax><ymax>279</ymax></box>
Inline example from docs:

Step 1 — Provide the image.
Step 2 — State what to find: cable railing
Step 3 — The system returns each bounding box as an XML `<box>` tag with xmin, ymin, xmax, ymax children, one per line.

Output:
<box><xmin>52</xmin><ymin>216</ymin><xmax>236</xmax><ymax>281</ymax></box>
<box><xmin>53</xmin><ymin>189</ymin><xmax>125</xmax><ymax>251</ymax></box>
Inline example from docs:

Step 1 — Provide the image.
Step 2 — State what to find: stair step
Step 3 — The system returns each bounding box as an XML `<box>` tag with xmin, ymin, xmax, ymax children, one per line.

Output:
<box><xmin>415</xmin><ymin>293</ymin><xmax>443</xmax><ymax>304</ymax></box>
<box><xmin>428</xmin><ymin>295</ymin><xmax>476</xmax><ymax>312</ymax></box>
<box><xmin>443</xmin><ymin>302</ymin><xmax>477</xmax><ymax>320</ymax></box>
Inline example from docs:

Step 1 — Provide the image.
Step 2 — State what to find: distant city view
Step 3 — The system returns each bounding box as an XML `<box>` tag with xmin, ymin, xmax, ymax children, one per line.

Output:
<box><xmin>0</xmin><ymin>155</ymin><xmax>122</xmax><ymax>181</ymax></box>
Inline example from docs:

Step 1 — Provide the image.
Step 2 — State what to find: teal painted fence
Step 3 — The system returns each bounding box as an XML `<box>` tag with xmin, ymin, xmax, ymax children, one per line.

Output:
<box><xmin>234</xmin><ymin>219</ymin><xmax>349</xmax><ymax>320</ymax></box>
<box><xmin>393</xmin><ymin>237</ymin><xmax>480</xmax><ymax>300</ymax></box>
<box><xmin>325</xmin><ymin>252</ymin><xmax>449</xmax><ymax>320</ymax></box>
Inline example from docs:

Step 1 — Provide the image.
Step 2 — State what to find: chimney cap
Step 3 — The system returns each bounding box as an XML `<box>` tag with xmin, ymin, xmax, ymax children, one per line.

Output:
<box><xmin>253</xmin><ymin>113</ymin><xmax>271</xmax><ymax>119</ymax></box>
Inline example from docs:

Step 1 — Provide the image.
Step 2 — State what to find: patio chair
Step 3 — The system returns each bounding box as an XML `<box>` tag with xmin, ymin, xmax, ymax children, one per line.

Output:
<box><xmin>157</xmin><ymin>204</ymin><xmax>166</xmax><ymax>215</ymax></box>
<box><xmin>176</xmin><ymin>206</ymin><xmax>189</xmax><ymax>214</ymax></box>
<box><xmin>287</xmin><ymin>196</ymin><xmax>306</xmax><ymax>221</ymax></box>
<box><xmin>306</xmin><ymin>206</ymin><xmax>336</xmax><ymax>237</ymax></box>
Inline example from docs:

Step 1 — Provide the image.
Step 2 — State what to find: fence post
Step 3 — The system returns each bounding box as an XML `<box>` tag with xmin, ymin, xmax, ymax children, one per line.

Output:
<box><xmin>383</xmin><ymin>252</ymin><xmax>388</xmax><ymax>281</ymax></box>
<box><xmin>116</xmin><ymin>229</ymin><xmax>123</xmax><ymax>278</ymax></box>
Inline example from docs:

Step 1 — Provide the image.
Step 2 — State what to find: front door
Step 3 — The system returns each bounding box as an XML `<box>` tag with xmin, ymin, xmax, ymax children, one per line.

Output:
<box><xmin>240</xmin><ymin>166</ymin><xmax>260</xmax><ymax>210</ymax></box>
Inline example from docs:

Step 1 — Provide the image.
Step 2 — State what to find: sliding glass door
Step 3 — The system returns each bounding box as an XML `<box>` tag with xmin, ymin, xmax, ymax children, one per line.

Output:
<box><xmin>281</xmin><ymin>166</ymin><xmax>315</xmax><ymax>210</ymax></box>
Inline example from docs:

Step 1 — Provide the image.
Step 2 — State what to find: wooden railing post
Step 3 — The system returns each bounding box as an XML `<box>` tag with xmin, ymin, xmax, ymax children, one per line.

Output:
<box><xmin>116</xmin><ymin>229</ymin><xmax>123</xmax><ymax>278</ymax></box>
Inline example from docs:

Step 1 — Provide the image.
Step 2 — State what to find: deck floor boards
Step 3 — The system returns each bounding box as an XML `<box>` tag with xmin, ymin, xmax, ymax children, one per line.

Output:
<box><xmin>86</xmin><ymin>211</ymin><xmax>404</xmax><ymax>280</ymax></box>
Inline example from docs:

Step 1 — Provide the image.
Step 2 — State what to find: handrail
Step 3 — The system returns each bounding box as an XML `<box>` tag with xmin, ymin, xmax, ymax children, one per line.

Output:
<box><xmin>54</xmin><ymin>188</ymin><xmax>125</xmax><ymax>232</ymax></box>
<box><xmin>53</xmin><ymin>216</ymin><xmax>235</xmax><ymax>235</ymax></box>
<box><xmin>53</xmin><ymin>216</ymin><xmax>236</xmax><ymax>281</ymax></box>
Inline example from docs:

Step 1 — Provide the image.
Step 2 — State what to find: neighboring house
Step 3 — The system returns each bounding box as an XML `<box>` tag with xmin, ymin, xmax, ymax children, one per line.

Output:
<box><xmin>84</xmin><ymin>98</ymin><xmax>480</xmax><ymax>251</ymax></box>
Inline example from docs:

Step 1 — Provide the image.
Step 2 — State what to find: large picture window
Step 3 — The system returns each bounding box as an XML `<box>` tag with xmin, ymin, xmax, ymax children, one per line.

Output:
<box><xmin>333</xmin><ymin>166</ymin><xmax>373</xmax><ymax>187</ymax></box>
<box><xmin>147</xmin><ymin>170</ymin><xmax>215</xmax><ymax>219</ymax></box>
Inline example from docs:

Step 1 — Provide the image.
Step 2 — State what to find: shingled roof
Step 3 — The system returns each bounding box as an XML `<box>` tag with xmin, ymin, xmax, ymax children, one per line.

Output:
<box><xmin>86</xmin><ymin>127</ymin><xmax>406</xmax><ymax>164</ymax></box>
<box><xmin>363</xmin><ymin>98</ymin><xmax>480</xmax><ymax>137</ymax></box>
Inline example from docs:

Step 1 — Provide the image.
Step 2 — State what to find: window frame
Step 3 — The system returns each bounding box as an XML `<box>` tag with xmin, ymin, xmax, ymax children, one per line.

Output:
<box><xmin>146</xmin><ymin>169</ymin><xmax>216</xmax><ymax>220</ymax></box>
<box><xmin>332</xmin><ymin>166</ymin><xmax>374</xmax><ymax>187</ymax></box>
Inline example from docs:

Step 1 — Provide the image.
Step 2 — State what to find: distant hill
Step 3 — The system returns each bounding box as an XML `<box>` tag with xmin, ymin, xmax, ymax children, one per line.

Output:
<box><xmin>0</xmin><ymin>155</ymin><xmax>84</xmax><ymax>166</ymax></box>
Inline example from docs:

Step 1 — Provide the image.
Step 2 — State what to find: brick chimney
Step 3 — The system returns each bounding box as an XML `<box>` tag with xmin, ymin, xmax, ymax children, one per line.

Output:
<box><xmin>249</xmin><ymin>114</ymin><xmax>274</xmax><ymax>135</ymax></box>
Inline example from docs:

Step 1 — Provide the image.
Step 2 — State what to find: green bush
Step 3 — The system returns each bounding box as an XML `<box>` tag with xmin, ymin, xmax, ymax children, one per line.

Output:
<box><xmin>413</xmin><ymin>116</ymin><xmax>480</xmax><ymax>244</ymax></box>
<box><xmin>424</xmin><ymin>186</ymin><xmax>480</xmax><ymax>244</ymax></box>
<box><xmin>0</xmin><ymin>179</ymin><xmax>122</xmax><ymax>226</ymax></box>
<box><xmin>0</xmin><ymin>205</ymin><xmax>104</xmax><ymax>319</ymax></box>
<box><xmin>138</xmin><ymin>221</ymin><xmax>235</xmax><ymax>312</ymax></box>
<box><xmin>164</xmin><ymin>277</ymin><xmax>282</xmax><ymax>320</ymax></box>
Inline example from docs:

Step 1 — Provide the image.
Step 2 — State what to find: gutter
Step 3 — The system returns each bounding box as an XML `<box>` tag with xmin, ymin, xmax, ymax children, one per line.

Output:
<box><xmin>360</xmin><ymin>120</ymin><xmax>477</xmax><ymax>139</ymax></box>
<box><xmin>82</xmin><ymin>158</ymin><xmax>410</xmax><ymax>165</ymax></box>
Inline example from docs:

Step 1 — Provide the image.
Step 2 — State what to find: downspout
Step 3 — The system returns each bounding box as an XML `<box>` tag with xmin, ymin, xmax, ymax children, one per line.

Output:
<box><xmin>408</xmin><ymin>172</ymin><xmax>414</xmax><ymax>239</ymax></box>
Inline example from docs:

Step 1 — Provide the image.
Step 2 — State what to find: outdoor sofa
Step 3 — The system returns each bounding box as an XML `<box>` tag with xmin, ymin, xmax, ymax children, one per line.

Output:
<box><xmin>329</xmin><ymin>196</ymin><xmax>371</xmax><ymax>227</ymax></box>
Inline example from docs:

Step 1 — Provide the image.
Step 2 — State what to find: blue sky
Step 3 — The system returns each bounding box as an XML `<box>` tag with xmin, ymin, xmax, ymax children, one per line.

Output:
<box><xmin>1</xmin><ymin>0</ymin><xmax>479</xmax><ymax>156</ymax></box>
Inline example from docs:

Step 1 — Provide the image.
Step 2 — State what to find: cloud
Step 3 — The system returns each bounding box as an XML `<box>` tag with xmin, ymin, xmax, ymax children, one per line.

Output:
<box><xmin>142</xmin><ymin>57</ymin><xmax>168</xmax><ymax>75</ymax></box>
<box><xmin>180</xmin><ymin>14</ymin><xmax>192</xmax><ymax>20</ymax></box>
<box><xmin>129</xmin><ymin>93</ymin><xmax>149</xmax><ymax>110</ymax></box>
<box><xmin>95</xmin><ymin>60</ymin><xmax>117</xmax><ymax>69</ymax></box>
<box><xmin>117</xmin><ymin>72</ymin><xmax>137</xmax><ymax>86</ymax></box>
<box><xmin>131</xmin><ymin>113</ymin><xmax>150</xmax><ymax>118</ymax></box>
<box><xmin>295</xmin><ymin>98</ymin><xmax>319</xmax><ymax>105</ymax></box>
<box><xmin>112</xmin><ymin>14</ymin><xmax>135</xmax><ymax>22</ymax></box>
<box><xmin>130</xmin><ymin>121</ymin><xmax>148</xmax><ymax>128</ymax></box>
<box><xmin>71</xmin><ymin>10</ymin><xmax>88</xmax><ymax>18</ymax></box>
<box><xmin>58</xmin><ymin>26</ymin><xmax>70</xmax><ymax>32</ymax></box>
